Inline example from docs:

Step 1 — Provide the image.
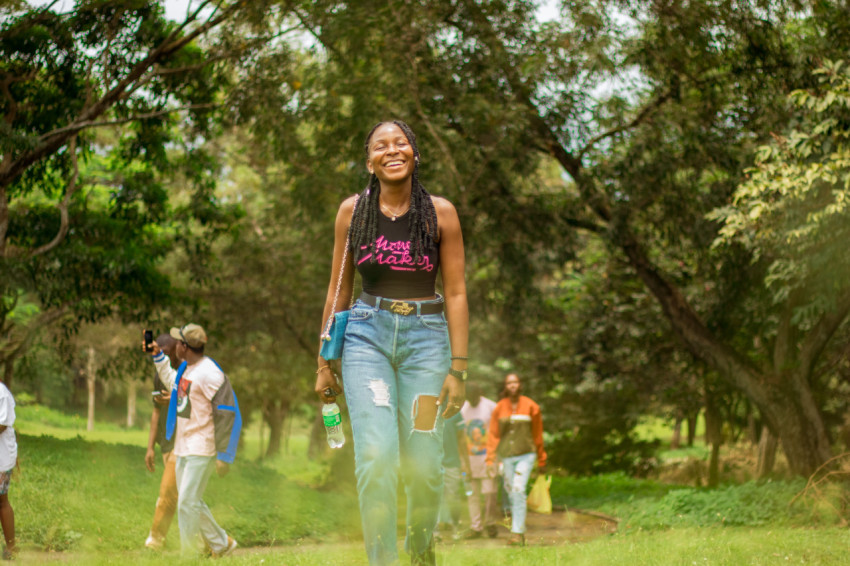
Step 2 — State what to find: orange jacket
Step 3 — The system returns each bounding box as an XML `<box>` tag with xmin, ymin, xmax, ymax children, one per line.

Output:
<box><xmin>485</xmin><ymin>395</ymin><xmax>546</xmax><ymax>468</ymax></box>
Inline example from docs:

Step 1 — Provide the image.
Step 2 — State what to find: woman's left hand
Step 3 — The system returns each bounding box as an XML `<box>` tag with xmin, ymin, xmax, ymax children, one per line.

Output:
<box><xmin>438</xmin><ymin>374</ymin><xmax>465</xmax><ymax>418</ymax></box>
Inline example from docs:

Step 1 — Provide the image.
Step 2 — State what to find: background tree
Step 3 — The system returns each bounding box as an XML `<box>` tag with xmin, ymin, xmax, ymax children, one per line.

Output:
<box><xmin>263</xmin><ymin>0</ymin><xmax>850</xmax><ymax>475</ymax></box>
<box><xmin>0</xmin><ymin>0</ymin><xmax>260</xmax><ymax>385</ymax></box>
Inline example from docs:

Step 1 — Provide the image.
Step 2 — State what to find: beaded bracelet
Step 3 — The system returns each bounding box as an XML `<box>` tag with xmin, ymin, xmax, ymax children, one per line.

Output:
<box><xmin>316</xmin><ymin>365</ymin><xmax>330</xmax><ymax>374</ymax></box>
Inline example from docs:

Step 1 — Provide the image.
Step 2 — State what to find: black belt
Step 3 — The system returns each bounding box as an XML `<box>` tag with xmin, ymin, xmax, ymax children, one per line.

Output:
<box><xmin>359</xmin><ymin>293</ymin><xmax>444</xmax><ymax>316</ymax></box>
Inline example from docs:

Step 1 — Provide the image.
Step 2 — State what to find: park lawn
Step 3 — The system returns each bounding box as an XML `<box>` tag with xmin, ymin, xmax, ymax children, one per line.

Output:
<box><xmin>15</xmin><ymin>527</ymin><xmax>850</xmax><ymax>565</ymax></box>
<box><xmin>11</xmin><ymin>403</ymin><xmax>849</xmax><ymax>564</ymax></box>
<box><xmin>13</xmin><ymin>403</ymin><xmax>361</xmax><ymax>555</ymax></box>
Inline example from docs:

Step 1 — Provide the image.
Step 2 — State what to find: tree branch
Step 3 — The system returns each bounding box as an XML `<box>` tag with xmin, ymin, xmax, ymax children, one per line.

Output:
<box><xmin>615</xmin><ymin>225</ymin><xmax>770</xmax><ymax>407</ymax></box>
<box><xmin>36</xmin><ymin>103</ymin><xmax>218</xmax><ymax>141</ymax></box>
<box><xmin>406</xmin><ymin>54</ymin><xmax>467</xmax><ymax>196</ymax></box>
<box><xmin>0</xmin><ymin>0</ymin><xmax>244</xmax><ymax>190</ymax></box>
<box><xmin>26</xmin><ymin>136</ymin><xmax>79</xmax><ymax>258</ymax></box>
<box><xmin>562</xmin><ymin>215</ymin><xmax>604</xmax><ymax>233</ymax></box>
<box><xmin>799</xmin><ymin>289</ymin><xmax>850</xmax><ymax>377</ymax></box>
<box><xmin>0</xmin><ymin>303</ymin><xmax>73</xmax><ymax>366</ymax></box>
<box><xmin>577</xmin><ymin>90</ymin><xmax>672</xmax><ymax>160</ymax></box>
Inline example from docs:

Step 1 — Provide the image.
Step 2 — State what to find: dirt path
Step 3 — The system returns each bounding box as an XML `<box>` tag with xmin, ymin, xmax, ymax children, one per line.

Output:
<box><xmin>436</xmin><ymin>508</ymin><xmax>618</xmax><ymax>549</ymax></box>
<box><xmin>11</xmin><ymin>509</ymin><xmax>618</xmax><ymax>562</ymax></box>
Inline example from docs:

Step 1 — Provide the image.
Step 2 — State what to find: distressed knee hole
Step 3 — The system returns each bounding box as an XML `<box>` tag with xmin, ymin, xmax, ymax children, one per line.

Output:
<box><xmin>413</xmin><ymin>395</ymin><xmax>438</xmax><ymax>431</ymax></box>
<box><xmin>368</xmin><ymin>379</ymin><xmax>391</xmax><ymax>407</ymax></box>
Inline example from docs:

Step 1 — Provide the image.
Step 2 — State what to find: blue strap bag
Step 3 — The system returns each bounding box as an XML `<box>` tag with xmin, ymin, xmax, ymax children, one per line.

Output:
<box><xmin>320</xmin><ymin>310</ymin><xmax>350</xmax><ymax>360</ymax></box>
<box><xmin>320</xmin><ymin>195</ymin><xmax>359</xmax><ymax>361</ymax></box>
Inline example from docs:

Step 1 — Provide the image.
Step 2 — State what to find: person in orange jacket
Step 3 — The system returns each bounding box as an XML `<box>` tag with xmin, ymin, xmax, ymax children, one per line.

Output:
<box><xmin>485</xmin><ymin>373</ymin><xmax>546</xmax><ymax>546</ymax></box>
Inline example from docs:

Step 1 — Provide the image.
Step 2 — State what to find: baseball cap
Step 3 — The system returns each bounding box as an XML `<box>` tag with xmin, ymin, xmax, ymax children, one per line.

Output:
<box><xmin>170</xmin><ymin>323</ymin><xmax>208</xmax><ymax>349</ymax></box>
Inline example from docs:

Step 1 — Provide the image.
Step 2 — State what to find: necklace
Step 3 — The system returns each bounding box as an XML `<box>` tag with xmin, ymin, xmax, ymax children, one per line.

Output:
<box><xmin>380</xmin><ymin>201</ymin><xmax>409</xmax><ymax>221</ymax></box>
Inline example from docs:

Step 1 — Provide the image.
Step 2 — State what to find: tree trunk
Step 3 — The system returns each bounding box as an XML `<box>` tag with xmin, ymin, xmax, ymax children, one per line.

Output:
<box><xmin>705</xmin><ymin>391</ymin><xmax>723</xmax><ymax>488</ymax></box>
<box><xmin>263</xmin><ymin>399</ymin><xmax>289</xmax><ymax>458</ymax></box>
<box><xmin>614</xmin><ymin>227</ymin><xmax>833</xmax><ymax>476</ymax></box>
<box><xmin>708</xmin><ymin>442</ymin><xmax>721</xmax><ymax>488</ymax></box>
<box><xmin>687</xmin><ymin>413</ymin><xmax>697</xmax><ymax>447</ymax></box>
<box><xmin>746</xmin><ymin>408</ymin><xmax>759</xmax><ymax>446</ymax></box>
<box><xmin>670</xmin><ymin>415</ymin><xmax>683</xmax><ymax>450</ymax></box>
<box><xmin>126</xmin><ymin>379</ymin><xmax>137</xmax><ymax>428</ymax></box>
<box><xmin>257</xmin><ymin>400</ymin><xmax>265</xmax><ymax>460</ymax></box>
<box><xmin>756</xmin><ymin>425</ymin><xmax>777</xmax><ymax>478</ymax></box>
<box><xmin>308</xmin><ymin>412</ymin><xmax>327</xmax><ymax>460</ymax></box>
<box><xmin>2</xmin><ymin>357</ymin><xmax>12</xmax><ymax>391</ymax></box>
<box><xmin>86</xmin><ymin>346</ymin><xmax>96</xmax><ymax>432</ymax></box>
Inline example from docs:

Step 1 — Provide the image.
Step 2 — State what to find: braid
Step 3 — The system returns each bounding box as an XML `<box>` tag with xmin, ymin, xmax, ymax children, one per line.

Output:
<box><xmin>349</xmin><ymin>174</ymin><xmax>380</xmax><ymax>261</ymax></box>
<box><xmin>349</xmin><ymin>120</ymin><xmax>438</xmax><ymax>264</ymax></box>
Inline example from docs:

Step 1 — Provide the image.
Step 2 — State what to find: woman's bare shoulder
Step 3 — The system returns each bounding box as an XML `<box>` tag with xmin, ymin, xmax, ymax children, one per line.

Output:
<box><xmin>340</xmin><ymin>193</ymin><xmax>360</xmax><ymax>212</ymax></box>
<box><xmin>429</xmin><ymin>194</ymin><xmax>458</xmax><ymax>215</ymax></box>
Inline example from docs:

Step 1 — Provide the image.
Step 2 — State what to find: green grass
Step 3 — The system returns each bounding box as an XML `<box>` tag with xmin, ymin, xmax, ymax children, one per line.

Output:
<box><xmin>11</xmin><ymin>404</ymin><xmax>850</xmax><ymax>564</ymax></box>
<box><xmin>18</xmin><ymin>527</ymin><xmax>850</xmax><ymax>565</ymax></box>
<box><xmin>16</xmin><ymin>404</ymin><xmax>150</xmax><ymax>447</ymax></box>
<box><xmin>14</xmin><ymin>404</ymin><xmax>360</xmax><ymax>555</ymax></box>
<box><xmin>634</xmin><ymin>414</ymin><xmax>706</xmax><ymax>448</ymax></box>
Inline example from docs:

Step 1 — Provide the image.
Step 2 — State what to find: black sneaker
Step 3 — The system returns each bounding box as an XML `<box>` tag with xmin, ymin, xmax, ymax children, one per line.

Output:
<box><xmin>464</xmin><ymin>529</ymin><xmax>483</xmax><ymax>540</ymax></box>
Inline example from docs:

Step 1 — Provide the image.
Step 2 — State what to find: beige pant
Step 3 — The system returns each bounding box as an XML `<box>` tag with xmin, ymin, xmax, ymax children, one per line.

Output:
<box><xmin>467</xmin><ymin>477</ymin><xmax>499</xmax><ymax>532</ymax></box>
<box><xmin>149</xmin><ymin>451</ymin><xmax>178</xmax><ymax>542</ymax></box>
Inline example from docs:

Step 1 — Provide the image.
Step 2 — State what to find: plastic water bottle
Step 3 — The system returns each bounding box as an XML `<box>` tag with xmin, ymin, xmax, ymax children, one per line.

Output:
<box><xmin>462</xmin><ymin>471</ymin><xmax>474</xmax><ymax>496</ymax></box>
<box><xmin>323</xmin><ymin>401</ymin><xmax>346</xmax><ymax>449</ymax></box>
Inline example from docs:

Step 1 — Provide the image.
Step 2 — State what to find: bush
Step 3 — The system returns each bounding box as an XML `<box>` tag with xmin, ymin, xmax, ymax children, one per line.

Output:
<box><xmin>550</xmin><ymin>472</ymin><xmax>673</xmax><ymax>512</ymax></box>
<box><xmin>620</xmin><ymin>479</ymin><xmax>818</xmax><ymax>529</ymax></box>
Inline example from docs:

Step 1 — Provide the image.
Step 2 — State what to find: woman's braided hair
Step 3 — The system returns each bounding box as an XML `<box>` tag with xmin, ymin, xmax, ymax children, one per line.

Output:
<box><xmin>349</xmin><ymin>120</ymin><xmax>438</xmax><ymax>263</ymax></box>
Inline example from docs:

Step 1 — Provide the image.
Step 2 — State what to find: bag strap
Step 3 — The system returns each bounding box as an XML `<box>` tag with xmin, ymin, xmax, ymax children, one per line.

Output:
<box><xmin>322</xmin><ymin>194</ymin><xmax>360</xmax><ymax>340</ymax></box>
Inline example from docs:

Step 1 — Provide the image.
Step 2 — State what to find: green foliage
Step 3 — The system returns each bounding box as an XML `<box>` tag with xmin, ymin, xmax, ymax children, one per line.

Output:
<box><xmin>13</xmin><ymin>340</ymin><xmax>76</xmax><ymax>407</ymax></box>
<box><xmin>621</xmin><ymin>480</ymin><xmax>817</xmax><ymax>529</ymax></box>
<box><xmin>552</xmin><ymin>473</ymin><xmax>832</xmax><ymax>531</ymax></box>
<box><xmin>711</xmin><ymin>59</ymin><xmax>850</xmax><ymax>317</ymax></box>
<box><xmin>0</xmin><ymin>0</ymin><xmax>254</xmax><ymax>382</ymax></box>
<box><xmin>550</xmin><ymin>472</ymin><xmax>673</xmax><ymax>511</ymax></box>
<box><xmin>547</xmin><ymin>390</ymin><xmax>660</xmax><ymax>476</ymax></box>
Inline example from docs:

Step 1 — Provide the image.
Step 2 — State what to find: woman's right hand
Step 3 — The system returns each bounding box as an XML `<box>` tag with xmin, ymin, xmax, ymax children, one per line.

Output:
<box><xmin>315</xmin><ymin>365</ymin><xmax>341</xmax><ymax>402</ymax></box>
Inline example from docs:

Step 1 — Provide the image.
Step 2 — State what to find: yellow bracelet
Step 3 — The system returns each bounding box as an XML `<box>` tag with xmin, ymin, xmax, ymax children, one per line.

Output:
<box><xmin>316</xmin><ymin>365</ymin><xmax>330</xmax><ymax>374</ymax></box>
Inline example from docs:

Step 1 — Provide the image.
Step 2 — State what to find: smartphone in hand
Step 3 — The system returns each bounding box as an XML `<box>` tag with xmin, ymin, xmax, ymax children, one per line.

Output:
<box><xmin>144</xmin><ymin>329</ymin><xmax>154</xmax><ymax>353</ymax></box>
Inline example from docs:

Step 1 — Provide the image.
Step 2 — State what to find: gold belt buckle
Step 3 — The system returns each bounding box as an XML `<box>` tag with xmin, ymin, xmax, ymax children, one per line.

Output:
<box><xmin>389</xmin><ymin>300</ymin><xmax>414</xmax><ymax>315</ymax></box>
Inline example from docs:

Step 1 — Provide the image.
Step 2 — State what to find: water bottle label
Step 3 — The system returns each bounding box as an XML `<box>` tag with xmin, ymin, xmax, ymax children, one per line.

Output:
<box><xmin>323</xmin><ymin>412</ymin><xmax>341</xmax><ymax>427</ymax></box>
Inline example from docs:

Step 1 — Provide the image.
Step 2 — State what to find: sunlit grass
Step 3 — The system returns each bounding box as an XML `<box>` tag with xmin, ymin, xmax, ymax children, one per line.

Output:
<box><xmin>22</xmin><ymin>527</ymin><xmax>850</xmax><ymax>565</ymax></box>
<box><xmin>12</xmin><ymin>404</ymin><xmax>847</xmax><ymax>565</ymax></box>
<box><xmin>16</xmin><ymin>404</ymin><xmax>150</xmax><ymax>446</ymax></box>
<box><xmin>634</xmin><ymin>414</ymin><xmax>706</xmax><ymax>447</ymax></box>
<box><xmin>14</xmin><ymin>404</ymin><xmax>360</xmax><ymax>557</ymax></box>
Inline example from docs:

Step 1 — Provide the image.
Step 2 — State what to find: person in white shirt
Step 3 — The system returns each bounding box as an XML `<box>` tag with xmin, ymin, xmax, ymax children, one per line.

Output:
<box><xmin>460</xmin><ymin>382</ymin><xmax>499</xmax><ymax>539</ymax></box>
<box><xmin>0</xmin><ymin>381</ymin><xmax>17</xmax><ymax>560</ymax></box>
<box><xmin>148</xmin><ymin>323</ymin><xmax>238</xmax><ymax>558</ymax></box>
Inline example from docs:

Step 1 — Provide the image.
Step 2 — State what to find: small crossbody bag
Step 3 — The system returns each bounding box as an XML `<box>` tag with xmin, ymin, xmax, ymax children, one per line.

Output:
<box><xmin>319</xmin><ymin>195</ymin><xmax>359</xmax><ymax>361</ymax></box>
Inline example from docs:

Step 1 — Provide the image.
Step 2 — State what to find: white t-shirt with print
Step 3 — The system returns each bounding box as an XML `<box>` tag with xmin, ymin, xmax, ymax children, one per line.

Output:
<box><xmin>0</xmin><ymin>383</ymin><xmax>17</xmax><ymax>471</ymax></box>
<box><xmin>460</xmin><ymin>396</ymin><xmax>497</xmax><ymax>479</ymax></box>
<box><xmin>172</xmin><ymin>357</ymin><xmax>224</xmax><ymax>458</ymax></box>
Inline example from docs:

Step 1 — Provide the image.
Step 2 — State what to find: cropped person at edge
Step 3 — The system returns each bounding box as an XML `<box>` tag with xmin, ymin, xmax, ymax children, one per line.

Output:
<box><xmin>315</xmin><ymin>120</ymin><xmax>469</xmax><ymax>566</ymax></box>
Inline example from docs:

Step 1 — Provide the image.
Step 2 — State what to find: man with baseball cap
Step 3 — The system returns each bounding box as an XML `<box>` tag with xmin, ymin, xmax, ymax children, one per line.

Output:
<box><xmin>147</xmin><ymin>322</ymin><xmax>241</xmax><ymax>557</ymax></box>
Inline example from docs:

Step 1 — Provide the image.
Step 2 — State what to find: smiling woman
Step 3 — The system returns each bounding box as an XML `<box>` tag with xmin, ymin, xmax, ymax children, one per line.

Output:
<box><xmin>314</xmin><ymin>120</ymin><xmax>469</xmax><ymax>566</ymax></box>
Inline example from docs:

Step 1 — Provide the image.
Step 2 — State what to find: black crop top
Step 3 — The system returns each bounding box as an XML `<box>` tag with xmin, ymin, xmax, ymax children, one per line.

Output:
<box><xmin>355</xmin><ymin>211</ymin><xmax>440</xmax><ymax>299</ymax></box>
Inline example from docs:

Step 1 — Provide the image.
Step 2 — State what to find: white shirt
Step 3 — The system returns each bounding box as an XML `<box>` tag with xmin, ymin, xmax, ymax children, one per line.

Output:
<box><xmin>0</xmin><ymin>383</ymin><xmax>17</xmax><ymax>471</ymax></box>
<box><xmin>460</xmin><ymin>396</ymin><xmax>497</xmax><ymax>478</ymax></box>
<box><xmin>154</xmin><ymin>355</ymin><xmax>224</xmax><ymax>457</ymax></box>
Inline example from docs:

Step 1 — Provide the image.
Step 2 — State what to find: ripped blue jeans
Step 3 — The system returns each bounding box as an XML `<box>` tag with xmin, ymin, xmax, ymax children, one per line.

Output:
<box><xmin>343</xmin><ymin>297</ymin><xmax>449</xmax><ymax>565</ymax></box>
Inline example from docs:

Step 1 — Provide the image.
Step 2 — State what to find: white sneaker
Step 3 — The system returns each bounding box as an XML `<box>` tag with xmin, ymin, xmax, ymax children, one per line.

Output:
<box><xmin>144</xmin><ymin>533</ymin><xmax>164</xmax><ymax>551</ymax></box>
<box><xmin>214</xmin><ymin>536</ymin><xmax>237</xmax><ymax>558</ymax></box>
